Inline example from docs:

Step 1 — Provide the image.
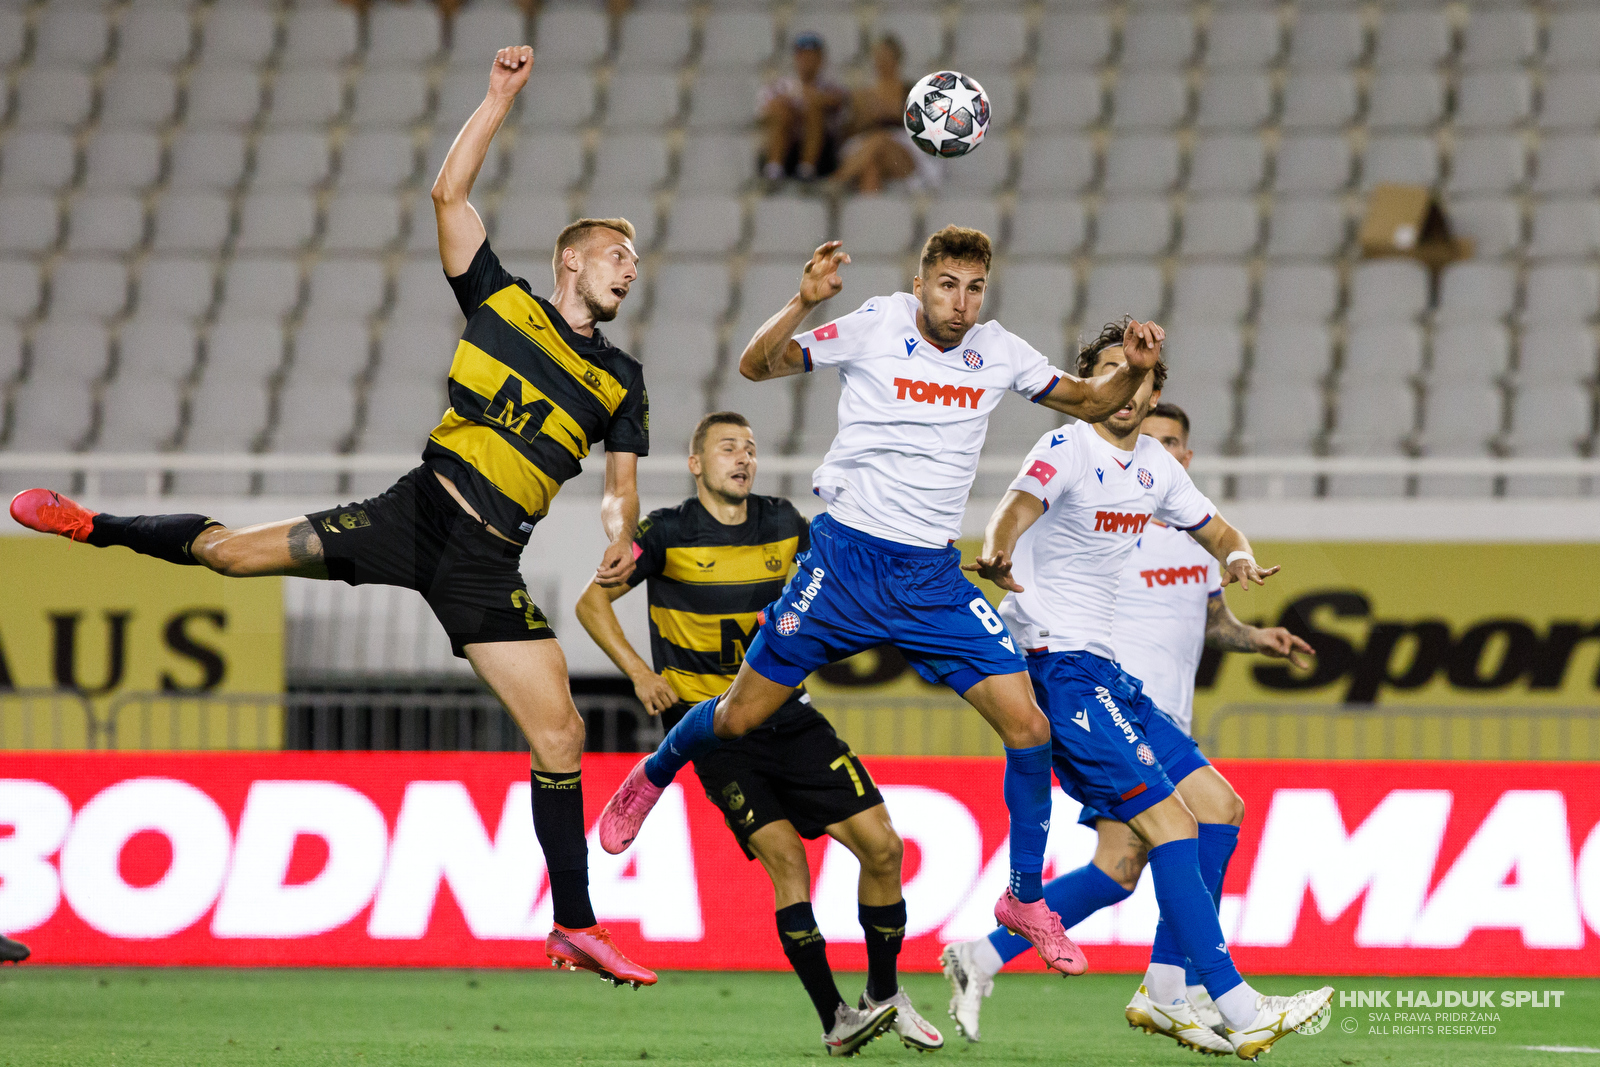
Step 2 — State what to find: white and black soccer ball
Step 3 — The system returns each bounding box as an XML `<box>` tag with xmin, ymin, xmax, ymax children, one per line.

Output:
<box><xmin>903</xmin><ymin>71</ymin><xmax>990</xmax><ymax>158</ymax></box>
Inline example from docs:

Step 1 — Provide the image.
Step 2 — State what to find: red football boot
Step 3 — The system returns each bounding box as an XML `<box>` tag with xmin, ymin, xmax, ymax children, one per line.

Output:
<box><xmin>9</xmin><ymin>488</ymin><xmax>97</xmax><ymax>541</ymax></box>
<box><xmin>545</xmin><ymin>925</ymin><xmax>658</xmax><ymax>988</ymax></box>
<box><xmin>597</xmin><ymin>757</ymin><xmax>665</xmax><ymax>855</ymax></box>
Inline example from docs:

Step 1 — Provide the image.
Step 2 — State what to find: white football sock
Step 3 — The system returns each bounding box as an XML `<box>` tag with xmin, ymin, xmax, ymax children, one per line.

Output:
<box><xmin>1214</xmin><ymin>981</ymin><xmax>1263</xmax><ymax>1030</ymax></box>
<box><xmin>969</xmin><ymin>937</ymin><xmax>1004</xmax><ymax>977</ymax></box>
<box><xmin>1187</xmin><ymin>983</ymin><xmax>1212</xmax><ymax>1003</ymax></box>
<box><xmin>1143</xmin><ymin>963</ymin><xmax>1187</xmax><ymax>1005</ymax></box>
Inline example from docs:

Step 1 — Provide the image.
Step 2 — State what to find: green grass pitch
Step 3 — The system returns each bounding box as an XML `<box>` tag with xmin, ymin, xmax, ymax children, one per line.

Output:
<box><xmin>3</xmin><ymin>968</ymin><xmax>1594</xmax><ymax>1066</ymax></box>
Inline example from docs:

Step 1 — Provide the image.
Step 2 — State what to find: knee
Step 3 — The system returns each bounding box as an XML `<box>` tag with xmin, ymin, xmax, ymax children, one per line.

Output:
<box><xmin>1219</xmin><ymin>788</ymin><xmax>1245</xmax><ymax>828</ymax></box>
<box><xmin>714</xmin><ymin>697</ymin><xmax>757</xmax><ymax>739</ymax></box>
<box><xmin>859</xmin><ymin>830</ymin><xmax>904</xmax><ymax>880</ymax></box>
<box><xmin>530</xmin><ymin>706</ymin><xmax>585</xmax><ymax>762</ymax></box>
<box><xmin>1011</xmin><ymin>712</ymin><xmax>1050</xmax><ymax>749</ymax></box>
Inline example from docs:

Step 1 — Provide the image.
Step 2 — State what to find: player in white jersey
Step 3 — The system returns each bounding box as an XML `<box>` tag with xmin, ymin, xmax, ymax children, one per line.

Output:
<box><xmin>958</xmin><ymin>323</ymin><xmax>1332</xmax><ymax>1059</ymax></box>
<box><xmin>940</xmin><ymin>398</ymin><xmax>1312</xmax><ymax>1046</ymax></box>
<box><xmin>599</xmin><ymin>228</ymin><xmax>1165</xmax><ymax>975</ymax></box>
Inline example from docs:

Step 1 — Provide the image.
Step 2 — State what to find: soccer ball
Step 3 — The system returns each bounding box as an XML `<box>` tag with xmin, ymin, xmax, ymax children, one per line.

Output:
<box><xmin>903</xmin><ymin>71</ymin><xmax>990</xmax><ymax>158</ymax></box>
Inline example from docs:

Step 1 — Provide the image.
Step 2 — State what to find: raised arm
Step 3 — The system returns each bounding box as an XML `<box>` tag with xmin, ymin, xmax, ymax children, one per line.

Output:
<box><xmin>739</xmin><ymin>241</ymin><xmax>851</xmax><ymax>381</ymax></box>
<box><xmin>1204</xmin><ymin>594</ymin><xmax>1316</xmax><ymax>668</ymax></box>
<box><xmin>574</xmin><ymin>580</ymin><xmax>682</xmax><ymax>715</ymax></box>
<box><xmin>1036</xmin><ymin>319</ymin><xmax>1165</xmax><ymax>420</ymax></box>
<box><xmin>595</xmin><ymin>451</ymin><xmax>640</xmax><ymax>587</ymax></box>
<box><xmin>962</xmin><ymin>489</ymin><xmax>1047</xmax><ymax>593</ymax></box>
<box><xmin>431</xmin><ymin>46</ymin><xmax>532</xmax><ymax>276</ymax></box>
<box><xmin>1189</xmin><ymin>513</ymin><xmax>1279</xmax><ymax>590</ymax></box>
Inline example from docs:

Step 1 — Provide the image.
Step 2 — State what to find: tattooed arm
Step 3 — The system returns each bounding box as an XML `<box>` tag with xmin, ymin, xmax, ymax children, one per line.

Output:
<box><xmin>1205</xmin><ymin>594</ymin><xmax>1314</xmax><ymax>667</ymax></box>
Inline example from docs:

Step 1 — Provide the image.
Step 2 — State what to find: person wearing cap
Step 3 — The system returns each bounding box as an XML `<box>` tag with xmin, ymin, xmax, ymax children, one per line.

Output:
<box><xmin>759</xmin><ymin>31</ymin><xmax>847</xmax><ymax>182</ymax></box>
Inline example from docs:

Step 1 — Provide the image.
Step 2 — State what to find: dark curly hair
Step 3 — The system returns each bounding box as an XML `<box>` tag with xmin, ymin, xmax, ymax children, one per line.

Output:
<box><xmin>1075</xmin><ymin>318</ymin><xmax>1168</xmax><ymax>392</ymax></box>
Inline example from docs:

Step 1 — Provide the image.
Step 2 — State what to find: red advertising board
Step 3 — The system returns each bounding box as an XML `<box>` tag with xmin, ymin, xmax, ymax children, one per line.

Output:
<box><xmin>2</xmin><ymin>754</ymin><xmax>1598</xmax><ymax>975</ymax></box>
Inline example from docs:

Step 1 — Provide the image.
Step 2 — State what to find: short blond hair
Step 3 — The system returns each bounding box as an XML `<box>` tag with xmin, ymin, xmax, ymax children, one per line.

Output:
<box><xmin>551</xmin><ymin>217</ymin><xmax>637</xmax><ymax>279</ymax></box>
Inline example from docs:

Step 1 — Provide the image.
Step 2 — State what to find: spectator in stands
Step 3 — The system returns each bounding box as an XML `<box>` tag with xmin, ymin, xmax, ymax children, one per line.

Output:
<box><xmin>760</xmin><ymin>31</ymin><xmax>847</xmax><ymax>183</ymax></box>
<box><xmin>833</xmin><ymin>35</ymin><xmax>918</xmax><ymax>193</ymax></box>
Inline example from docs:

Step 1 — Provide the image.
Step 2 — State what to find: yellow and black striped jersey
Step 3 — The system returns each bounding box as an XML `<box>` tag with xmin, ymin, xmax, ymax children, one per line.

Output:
<box><xmin>422</xmin><ymin>239</ymin><xmax>648</xmax><ymax>545</ymax></box>
<box><xmin>628</xmin><ymin>495</ymin><xmax>812</xmax><ymax>721</ymax></box>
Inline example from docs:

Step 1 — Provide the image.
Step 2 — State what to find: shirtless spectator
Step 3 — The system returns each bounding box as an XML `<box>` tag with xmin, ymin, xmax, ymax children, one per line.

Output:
<box><xmin>833</xmin><ymin>36</ymin><xmax>919</xmax><ymax>193</ymax></box>
<box><xmin>760</xmin><ymin>32</ymin><xmax>847</xmax><ymax>183</ymax></box>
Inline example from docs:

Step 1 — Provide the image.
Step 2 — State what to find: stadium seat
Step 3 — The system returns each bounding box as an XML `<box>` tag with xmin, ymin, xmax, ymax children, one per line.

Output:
<box><xmin>1278</xmin><ymin>71</ymin><xmax>1358</xmax><ymax>132</ymax></box>
<box><xmin>337</xmin><ymin>134</ymin><xmax>418</xmax><ymax>193</ymax></box>
<box><xmin>1374</xmin><ymin>9</ymin><xmax>1453</xmax><ymax>69</ymax></box>
<box><xmin>1446</xmin><ymin>134</ymin><xmax>1527</xmax><ymax>196</ymax></box>
<box><xmin>1163</xmin><ymin>323</ymin><xmax>1246</xmax><ymax>385</ymax></box>
<box><xmin>617</xmin><ymin>10</ymin><xmax>694</xmax><ymax>70</ymax></box>
<box><xmin>973</xmin><ymin>75</ymin><xmax>1021</xmax><ymax>132</ymax></box>
<box><xmin>289</xmin><ymin>319</ymin><xmax>374</xmax><ymax>387</ymax></box>
<box><xmin>0</xmin><ymin>132</ymin><xmax>76</xmax><ymax>193</ymax></box>
<box><xmin>235</xmin><ymin>194</ymin><xmax>318</xmax><ymax>254</ymax></box>
<box><xmin>0</xmin><ymin>13</ymin><xmax>19</xmax><ymax>70</ymax></box>
<box><xmin>178</xmin><ymin>375</ymin><xmax>272</xmax><ymax>494</ymax></box>
<box><xmin>1516</xmin><ymin>326</ymin><xmax>1600</xmax><ymax>385</ymax></box>
<box><xmin>116</xmin><ymin>6</ymin><xmax>194</xmax><ymax>69</ymax></box>
<box><xmin>0</xmin><ymin>320</ymin><xmax>21</xmax><ymax>384</ymax></box>
<box><xmin>635</xmin><ymin>319</ymin><xmax>721</xmax><ymax>385</ymax></box>
<box><xmin>1367</xmin><ymin>73</ymin><xmax>1446</xmax><ymax>133</ymax></box>
<box><xmin>606</xmin><ymin>73</ymin><xmax>685</xmax><ymax>131</ymax></box>
<box><xmin>351</xmin><ymin>72</ymin><xmax>431</xmax><ymax>131</ymax></box>
<box><xmin>201</xmin><ymin>8</ymin><xmax>280</xmax><ymax>68</ymax></box>
<box><xmin>1252</xmin><ymin>324</ymin><xmax>1334</xmax><ymax>383</ymax></box>
<box><xmin>503</xmin><ymin>133</ymin><xmax>587</xmax><ymax>193</ymax></box>
<box><xmin>65</xmin><ymin>195</ymin><xmax>146</xmax><ymax>256</ymax></box>
<box><xmin>1094</xmin><ymin>197</ymin><xmax>1174</xmax><ymax>257</ymax></box>
<box><xmin>1103</xmin><ymin>135</ymin><xmax>1181</xmax><ymax>194</ymax></box>
<box><xmin>872</xmin><ymin>8</ymin><xmax>947</xmax><ymax>69</ymax></box>
<box><xmin>1257</xmin><ymin>265</ymin><xmax>1340</xmax><ymax>324</ymax></box>
<box><xmin>664</xmin><ymin>198</ymin><xmax>745</xmax><ymax>256</ymax></box>
<box><xmin>1179</xmin><ymin>197</ymin><xmax>1260</xmax><ymax>258</ymax></box>
<box><xmin>981</xmin><ymin>395</ymin><xmax>1065</xmax><ymax>457</ymax></box>
<box><xmin>950</xmin><ymin>6</ymin><xmax>1030</xmax><ymax>68</ymax></box>
<box><xmin>1195</xmin><ymin>73</ymin><xmax>1273</xmax><ymax>132</ymax></box>
<box><xmin>589</xmin><ymin>135</ymin><xmax>671</xmax><ymax>193</ymax></box>
<box><xmin>118</xmin><ymin>317</ymin><xmax>202</xmax><ymax>382</ymax></box>
<box><xmin>263</xmin><ymin>71</ymin><xmax>347</xmax><ymax>130</ymax></box>
<box><xmin>205</xmin><ymin>318</ymin><xmax>286</xmax><ymax>384</ymax></box>
<box><xmin>714</xmin><ymin>375</ymin><xmax>799</xmax><ymax>448</ymax></box>
<box><xmin>1122</xmin><ymin>9</ymin><xmax>1198</xmax><ymax>69</ymax></box>
<box><xmin>378</xmin><ymin>318</ymin><xmax>465</xmax><ymax>383</ymax></box>
<box><xmin>1037</xmin><ymin>12</ymin><xmax>1112</xmax><ymax>68</ymax></box>
<box><xmin>221</xmin><ymin>258</ymin><xmax>303</xmax><ymax>320</ymax></box>
<box><xmin>1533</xmin><ymin>136</ymin><xmax>1600</xmax><ymax>196</ymax></box>
<box><xmin>1170</xmin><ymin>263</ymin><xmax>1252</xmax><ymax>324</ymax></box>
<box><xmin>580</xmin><ymin>193</ymin><xmax>660</xmax><ymax>252</ymax></box>
<box><xmin>303</xmin><ymin>260</ymin><xmax>387</xmax><ymax>323</ymax></box>
<box><xmin>1528</xmin><ymin>200</ymin><xmax>1600</xmax><ymax>260</ymax></box>
<box><xmin>1275</xmin><ymin>135</ymin><xmax>1354</xmax><ymax>194</ymax></box>
<box><xmin>6</xmin><ymin>379</ymin><xmax>96</xmax><ymax>453</ymax></box>
<box><xmin>793</xmin><ymin>370</ymin><xmax>843</xmax><ymax>455</ymax></box>
<box><xmin>995</xmin><ymin>262</ymin><xmax>1078</xmax><ymax>324</ymax></box>
<box><xmin>1110</xmin><ymin>74</ymin><xmax>1189</xmax><ymax>131</ymax></box>
<box><xmin>686</xmin><ymin>74</ymin><xmax>763</xmax><ymax>132</ymax></box>
<box><xmin>1460</xmin><ymin>9</ymin><xmax>1536</xmax><ymax>69</ymax></box>
<box><xmin>491</xmin><ymin>195</ymin><xmax>570</xmax><ymax>257</ymax></box>
<box><xmin>837</xmin><ymin>196</ymin><xmax>913</xmax><ymax>257</ymax></box>
<box><xmin>1430</xmin><ymin>325</ymin><xmax>1512</xmax><ymax>385</ymax></box>
<box><xmin>1343</xmin><ymin>324</ymin><xmax>1426</xmax><ymax>384</ymax></box>
<box><xmin>1238</xmin><ymin>380</ymin><xmax>1326</xmax><ymax>462</ymax></box>
<box><xmin>1204</xmin><ymin>8</ymin><xmax>1283</xmax><ymax>69</ymax></box>
<box><xmin>1521</xmin><ymin>264</ymin><xmax>1600</xmax><ymax>323</ymax></box>
<box><xmin>450</xmin><ymin>8</ymin><xmax>529</xmax><ymax>70</ymax></box>
<box><xmin>1545</xmin><ymin>9</ymin><xmax>1600</xmax><ymax>69</ymax></box>
<box><xmin>1435</xmin><ymin>263</ymin><xmax>1516</xmax><ymax>324</ymax></box>
<box><xmin>49</xmin><ymin>259</ymin><xmax>130</xmax><ymax>322</ymax></box>
<box><xmin>29</xmin><ymin>320</ymin><xmax>112</xmax><ymax>382</ymax></box>
<box><xmin>253</xmin><ymin>132</ymin><xmax>334</xmax><ymax>191</ymax></box>
<box><xmin>1504</xmin><ymin>385</ymin><xmax>1595</xmax><ymax>496</ymax></box>
<box><xmin>150</xmin><ymin>193</ymin><xmax>231</xmax><ymax>255</ymax></box>
<box><xmin>1445</xmin><ymin>196</ymin><xmax>1522</xmax><ymax>259</ymax></box>
<box><xmin>83</xmin><ymin>131</ymin><xmax>162</xmax><ymax>193</ymax></box>
<box><xmin>1361</xmin><ymin>135</ymin><xmax>1441</xmax><ymax>190</ymax></box>
<box><xmin>1328</xmin><ymin>380</ymin><xmax>1418</xmax><ymax>498</ymax></box>
<box><xmin>1420</xmin><ymin>381</ymin><xmax>1504</xmax><ymax>455</ymax></box>
<box><xmin>136</xmin><ymin>258</ymin><xmax>217</xmax><ymax>322</ymax></box>
<box><xmin>653</xmin><ymin>261</ymin><xmax>733</xmax><ymax>323</ymax></box>
<box><xmin>183</xmin><ymin>69</ymin><xmax>266</xmax><ymax>129</ymax></box>
<box><xmin>1188</xmin><ymin>134</ymin><xmax>1266</xmax><ymax>194</ymax></box>
<box><xmin>1080</xmin><ymin>262</ymin><xmax>1164</xmax><ymax>327</ymax></box>
<box><xmin>1454</xmin><ymin>73</ymin><xmax>1533</xmax><ymax>132</ymax></box>
<box><xmin>12</xmin><ymin>68</ymin><xmax>94</xmax><ymax>129</ymax></box>
<box><xmin>281</xmin><ymin>8</ymin><xmax>360</xmax><ymax>69</ymax></box>
<box><xmin>1265</xmin><ymin>198</ymin><xmax>1347</xmax><ymax>260</ymax></box>
<box><xmin>701</xmin><ymin>10</ymin><xmax>777</xmax><ymax>71</ymax></box>
<box><xmin>1014</xmin><ymin>136</ymin><xmax>1095</xmax><ymax>195</ymax></box>
<box><xmin>1288</xmin><ymin>10</ymin><xmax>1366</xmax><ymax>69</ymax></box>
<box><xmin>1025</xmin><ymin>74</ymin><xmax>1104</xmax><ymax>132</ymax></box>
<box><xmin>1348</xmin><ymin>260</ymin><xmax>1430</xmax><ymax>324</ymax></box>
<box><xmin>0</xmin><ymin>259</ymin><xmax>41</xmax><ymax>320</ymax></box>
<box><xmin>677</xmin><ymin>134</ymin><xmax>757</xmax><ymax>195</ymax></box>
<box><xmin>322</xmin><ymin>195</ymin><xmax>403</xmax><ymax>254</ymax></box>
<box><xmin>1161</xmin><ymin>380</ymin><xmax>1236</xmax><ymax>453</ymax></box>
<box><xmin>366</xmin><ymin>6</ymin><xmax>443</xmax><ymax>68</ymax></box>
<box><xmin>535</xmin><ymin>7</ymin><xmax>612</xmax><ymax>70</ymax></box>
<box><xmin>1537</xmin><ymin>72</ymin><xmax>1600</xmax><ymax>132</ymax></box>
<box><xmin>95</xmin><ymin>378</ymin><xmax>184</xmax><ymax>453</ymax></box>
<box><xmin>1008</xmin><ymin>198</ymin><xmax>1087</xmax><ymax>257</ymax></box>
<box><xmin>925</xmin><ymin>196</ymin><xmax>1001</xmax><ymax>245</ymax></box>
<box><xmin>99</xmin><ymin>70</ymin><xmax>179</xmax><ymax>129</ymax></box>
<box><xmin>168</xmin><ymin>132</ymin><xmax>249</xmax><ymax>191</ymax></box>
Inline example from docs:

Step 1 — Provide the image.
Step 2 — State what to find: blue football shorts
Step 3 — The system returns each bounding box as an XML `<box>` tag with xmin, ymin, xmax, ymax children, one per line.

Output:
<box><xmin>1026</xmin><ymin>649</ymin><xmax>1211</xmax><ymax>825</ymax></box>
<box><xmin>745</xmin><ymin>513</ymin><xmax>1025</xmax><ymax>697</ymax></box>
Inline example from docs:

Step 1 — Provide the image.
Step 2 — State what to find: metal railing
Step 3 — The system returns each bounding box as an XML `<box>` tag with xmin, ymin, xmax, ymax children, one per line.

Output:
<box><xmin>3</xmin><ymin>452</ymin><xmax>1597</xmax><ymax>500</ymax></box>
<box><xmin>1200</xmin><ymin>703</ymin><xmax>1600</xmax><ymax>761</ymax></box>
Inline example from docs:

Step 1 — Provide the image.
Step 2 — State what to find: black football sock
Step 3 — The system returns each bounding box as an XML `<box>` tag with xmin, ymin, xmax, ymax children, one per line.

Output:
<box><xmin>776</xmin><ymin>902</ymin><xmax>846</xmax><ymax>1029</ymax></box>
<box><xmin>858</xmin><ymin>900</ymin><xmax>907</xmax><ymax>1002</ymax></box>
<box><xmin>85</xmin><ymin>513</ymin><xmax>222</xmax><ymax>566</ymax></box>
<box><xmin>530</xmin><ymin>770</ymin><xmax>597</xmax><ymax>929</ymax></box>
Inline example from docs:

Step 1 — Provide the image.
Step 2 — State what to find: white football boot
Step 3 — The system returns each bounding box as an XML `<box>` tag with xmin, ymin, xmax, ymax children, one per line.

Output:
<box><xmin>1224</xmin><ymin>986</ymin><xmax>1335</xmax><ymax>1060</ymax></box>
<box><xmin>1125</xmin><ymin>984</ymin><xmax>1234</xmax><ymax>1055</ymax></box>
<box><xmin>823</xmin><ymin>1001</ymin><xmax>897</xmax><ymax>1058</ymax></box>
<box><xmin>1189</xmin><ymin>985</ymin><xmax>1228</xmax><ymax>1037</ymax></box>
<box><xmin>862</xmin><ymin>988</ymin><xmax>945</xmax><ymax>1051</ymax></box>
<box><xmin>939</xmin><ymin>941</ymin><xmax>995</xmax><ymax>1043</ymax></box>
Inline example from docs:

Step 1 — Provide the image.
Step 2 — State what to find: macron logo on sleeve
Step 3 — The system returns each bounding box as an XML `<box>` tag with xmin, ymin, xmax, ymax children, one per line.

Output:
<box><xmin>812</xmin><ymin>323</ymin><xmax>838</xmax><ymax>341</ymax></box>
<box><xmin>1026</xmin><ymin>459</ymin><xmax>1057</xmax><ymax>485</ymax></box>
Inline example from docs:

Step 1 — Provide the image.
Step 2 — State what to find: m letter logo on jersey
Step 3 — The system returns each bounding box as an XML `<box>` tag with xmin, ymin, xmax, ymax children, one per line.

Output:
<box><xmin>776</xmin><ymin>611</ymin><xmax>801</xmax><ymax>636</ymax></box>
<box><xmin>1050</xmin><ymin>432</ymin><xmax>1068</xmax><ymax>447</ymax></box>
<box><xmin>962</xmin><ymin>349</ymin><xmax>983</xmax><ymax>370</ymax></box>
<box><xmin>1137</xmin><ymin>468</ymin><xmax>1153</xmax><ymax>489</ymax></box>
<box><xmin>812</xmin><ymin>323</ymin><xmax>838</xmax><ymax>341</ymax></box>
<box><xmin>1026</xmin><ymin>460</ymin><xmax>1057</xmax><ymax>486</ymax></box>
<box><xmin>893</xmin><ymin>378</ymin><xmax>986</xmax><ymax>408</ymax></box>
<box><xmin>1136</xmin><ymin>743</ymin><xmax>1156</xmax><ymax>766</ymax></box>
<box><xmin>904</xmin><ymin>337</ymin><xmax>919</xmax><ymax>357</ymax></box>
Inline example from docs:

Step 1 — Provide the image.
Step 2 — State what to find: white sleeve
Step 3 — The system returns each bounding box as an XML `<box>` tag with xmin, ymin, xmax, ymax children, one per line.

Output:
<box><xmin>1006</xmin><ymin>428</ymin><xmax>1074</xmax><ymax>509</ymax></box>
<box><xmin>1008</xmin><ymin>336</ymin><xmax>1062</xmax><ymax>403</ymax></box>
<box><xmin>796</xmin><ymin>297</ymin><xmax>883</xmax><ymax>370</ymax></box>
<box><xmin>1153</xmin><ymin>453</ymin><xmax>1217</xmax><ymax>532</ymax></box>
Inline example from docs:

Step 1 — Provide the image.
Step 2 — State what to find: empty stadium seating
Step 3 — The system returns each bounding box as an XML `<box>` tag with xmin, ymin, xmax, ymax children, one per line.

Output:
<box><xmin>0</xmin><ymin>0</ymin><xmax>1594</xmax><ymax>502</ymax></box>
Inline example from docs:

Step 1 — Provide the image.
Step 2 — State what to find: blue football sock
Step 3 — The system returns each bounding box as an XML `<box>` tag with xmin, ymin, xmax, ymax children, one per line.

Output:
<box><xmin>988</xmin><ymin>861</ymin><xmax>1131</xmax><ymax>964</ymax></box>
<box><xmin>1146</xmin><ymin>838</ymin><xmax>1244</xmax><ymax>1002</ymax></box>
<box><xmin>643</xmin><ymin>697</ymin><xmax>723</xmax><ymax>788</ymax></box>
<box><xmin>1002</xmin><ymin>742</ymin><xmax>1053</xmax><ymax>903</ymax></box>
<box><xmin>1184</xmin><ymin>822</ymin><xmax>1240</xmax><ymax>987</ymax></box>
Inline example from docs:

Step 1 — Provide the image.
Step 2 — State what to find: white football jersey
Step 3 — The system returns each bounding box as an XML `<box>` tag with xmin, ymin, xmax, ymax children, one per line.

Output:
<box><xmin>797</xmin><ymin>292</ymin><xmax>1062</xmax><ymax>548</ymax></box>
<box><xmin>1109</xmin><ymin>522</ymin><xmax>1221</xmax><ymax>734</ymax></box>
<box><xmin>997</xmin><ymin>419</ymin><xmax>1217</xmax><ymax>661</ymax></box>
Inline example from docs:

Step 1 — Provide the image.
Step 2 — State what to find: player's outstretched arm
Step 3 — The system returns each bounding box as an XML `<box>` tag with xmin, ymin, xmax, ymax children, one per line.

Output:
<box><xmin>738</xmin><ymin>241</ymin><xmax>851</xmax><ymax>381</ymax></box>
<box><xmin>575</xmin><ymin>580</ymin><xmax>682</xmax><ymax>715</ymax></box>
<box><xmin>595</xmin><ymin>451</ymin><xmax>641</xmax><ymax>587</ymax></box>
<box><xmin>1204</xmin><ymin>595</ymin><xmax>1315</xmax><ymax>668</ymax></box>
<box><xmin>963</xmin><ymin>489</ymin><xmax>1046</xmax><ymax>592</ymax></box>
<box><xmin>1190</xmin><ymin>513</ymin><xmax>1279</xmax><ymax>590</ymax></box>
<box><xmin>1037</xmin><ymin>319</ymin><xmax>1165</xmax><ymax>420</ymax></box>
<box><xmin>432</xmin><ymin>45</ymin><xmax>533</xmax><ymax>276</ymax></box>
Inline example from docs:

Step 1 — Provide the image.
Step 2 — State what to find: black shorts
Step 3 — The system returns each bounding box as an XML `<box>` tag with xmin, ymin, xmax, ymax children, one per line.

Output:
<box><xmin>690</xmin><ymin>701</ymin><xmax>884</xmax><ymax>861</ymax></box>
<box><xmin>306</xmin><ymin>464</ymin><xmax>554</xmax><ymax>658</ymax></box>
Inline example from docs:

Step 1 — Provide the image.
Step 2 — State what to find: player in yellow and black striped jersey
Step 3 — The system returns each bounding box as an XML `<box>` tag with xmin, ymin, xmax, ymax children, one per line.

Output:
<box><xmin>576</xmin><ymin>412</ymin><xmax>945</xmax><ymax>1053</ymax></box>
<box><xmin>9</xmin><ymin>46</ymin><xmax>655</xmax><ymax>988</ymax></box>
